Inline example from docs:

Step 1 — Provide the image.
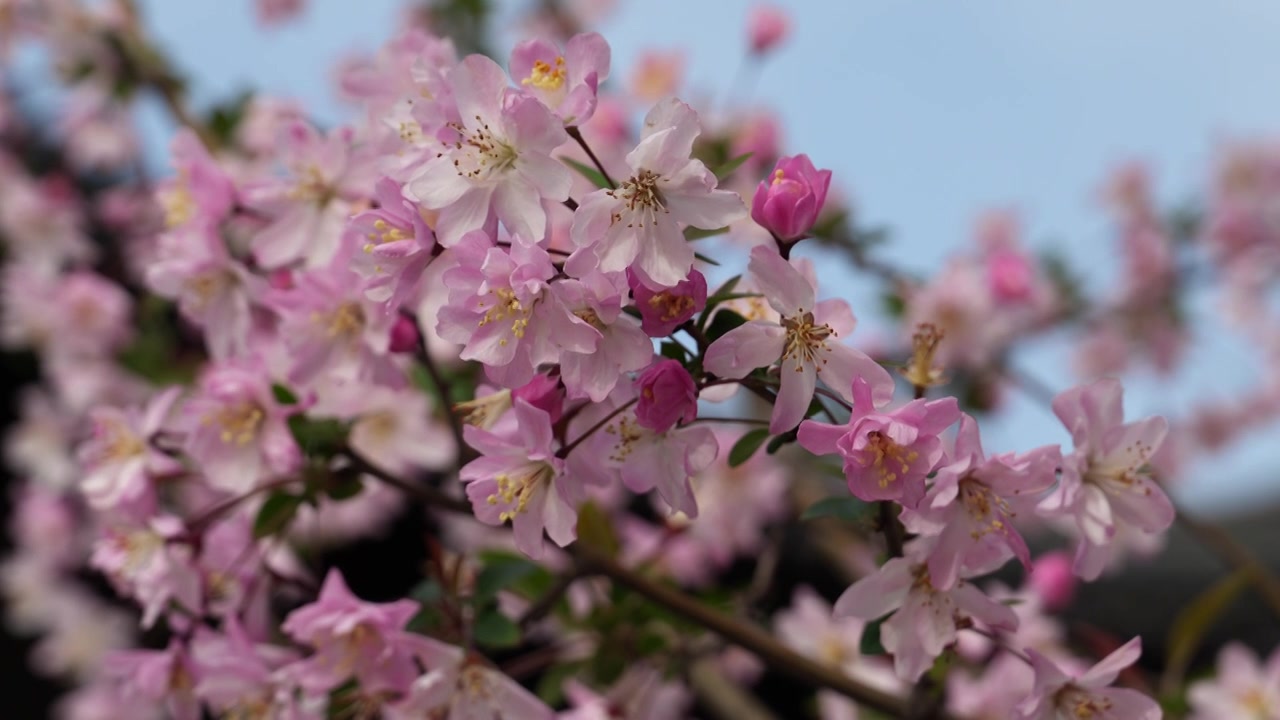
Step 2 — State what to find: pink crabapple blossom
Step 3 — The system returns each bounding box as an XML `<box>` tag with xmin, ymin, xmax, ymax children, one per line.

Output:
<box><xmin>751</xmin><ymin>154</ymin><xmax>832</xmax><ymax>242</ymax></box>
<box><xmin>1015</xmin><ymin>637</ymin><xmax>1161</xmax><ymax>720</ymax></box>
<box><xmin>509</xmin><ymin>32</ymin><xmax>611</xmax><ymax>126</ymax></box>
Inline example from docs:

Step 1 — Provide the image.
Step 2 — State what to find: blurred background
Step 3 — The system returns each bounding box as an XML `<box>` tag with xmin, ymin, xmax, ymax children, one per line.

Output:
<box><xmin>5</xmin><ymin>0</ymin><xmax>1280</xmax><ymax>715</ymax></box>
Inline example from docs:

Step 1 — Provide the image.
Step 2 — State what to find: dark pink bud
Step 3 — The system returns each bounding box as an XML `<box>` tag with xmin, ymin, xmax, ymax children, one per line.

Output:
<box><xmin>629</xmin><ymin>268</ymin><xmax>707</xmax><ymax>337</ymax></box>
<box><xmin>635</xmin><ymin>359</ymin><xmax>697</xmax><ymax>432</ymax></box>
<box><xmin>388</xmin><ymin>315</ymin><xmax>421</xmax><ymax>354</ymax></box>
<box><xmin>267</xmin><ymin>268</ymin><xmax>295</xmax><ymax>290</ymax></box>
<box><xmin>751</xmin><ymin>154</ymin><xmax>832</xmax><ymax>242</ymax></box>
<box><xmin>1029</xmin><ymin>551</ymin><xmax>1076</xmax><ymax>611</ymax></box>
<box><xmin>747</xmin><ymin>5</ymin><xmax>790</xmax><ymax>55</ymax></box>
<box><xmin>512</xmin><ymin>374</ymin><xmax>564</xmax><ymax>424</ymax></box>
<box><xmin>986</xmin><ymin>249</ymin><xmax>1035</xmax><ymax>304</ymax></box>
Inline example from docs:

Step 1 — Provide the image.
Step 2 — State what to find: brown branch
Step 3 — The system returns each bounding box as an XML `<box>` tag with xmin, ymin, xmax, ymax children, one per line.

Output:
<box><xmin>1176</xmin><ymin>511</ymin><xmax>1280</xmax><ymax>620</ymax></box>
<box><xmin>566</xmin><ymin>125</ymin><xmax>616</xmax><ymax>189</ymax></box>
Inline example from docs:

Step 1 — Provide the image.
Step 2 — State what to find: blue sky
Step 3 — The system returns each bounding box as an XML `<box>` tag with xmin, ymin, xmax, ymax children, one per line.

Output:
<box><xmin>131</xmin><ymin>0</ymin><xmax>1280</xmax><ymax>514</ymax></box>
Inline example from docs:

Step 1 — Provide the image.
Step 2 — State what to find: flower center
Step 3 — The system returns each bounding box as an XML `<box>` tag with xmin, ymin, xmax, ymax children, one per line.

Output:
<box><xmin>314</xmin><ymin>301</ymin><xmax>365</xmax><ymax>340</ymax></box>
<box><xmin>92</xmin><ymin>417</ymin><xmax>145</xmax><ymax>464</ymax></box>
<box><xmin>522</xmin><ymin>56</ymin><xmax>567</xmax><ymax>91</ymax></box>
<box><xmin>648</xmin><ymin>291</ymin><xmax>696</xmax><ymax>322</ymax></box>
<box><xmin>185</xmin><ymin>270</ymin><xmax>232</xmax><ymax>310</ymax></box>
<box><xmin>958</xmin><ymin>478</ymin><xmax>1012</xmax><ymax>538</ymax></box>
<box><xmin>209</xmin><ymin>401</ymin><xmax>264</xmax><ymax>446</ymax></box>
<box><xmin>780</xmin><ymin>310</ymin><xmax>835</xmax><ymax>370</ymax></box>
<box><xmin>476</xmin><ymin>288</ymin><xmax>532</xmax><ymax>346</ymax></box>
<box><xmin>608</xmin><ymin>170</ymin><xmax>666</xmax><ymax>227</ymax></box>
<box><xmin>160</xmin><ymin>179</ymin><xmax>195</xmax><ymax>228</ymax></box>
<box><xmin>448</xmin><ymin>118</ymin><xmax>518</xmax><ymax>182</ymax></box>
<box><xmin>575</xmin><ymin>307</ymin><xmax>605</xmax><ymax>330</ymax></box>
<box><xmin>288</xmin><ymin>165</ymin><xmax>334</xmax><ymax>205</ymax></box>
<box><xmin>454</xmin><ymin>390</ymin><xmax>513</xmax><ymax>430</ymax></box>
<box><xmin>605</xmin><ymin>415</ymin><xmax>648</xmax><ymax>463</ymax></box>
<box><xmin>362</xmin><ymin>218</ymin><xmax>411</xmax><ymax>253</ymax></box>
<box><xmin>1056</xmin><ymin>687</ymin><xmax>1112</xmax><ymax>718</ymax></box>
<box><xmin>859</xmin><ymin>430</ymin><xmax>919</xmax><ymax>488</ymax></box>
<box><xmin>487</xmin><ymin>462</ymin><xmax>555</xmax><ymax>522</ymax></box>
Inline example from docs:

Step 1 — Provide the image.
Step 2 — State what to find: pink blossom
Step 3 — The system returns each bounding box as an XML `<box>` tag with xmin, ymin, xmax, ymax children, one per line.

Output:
<box><xmin>706</xmin><ymin>245</ymin><xmax>893</xmax><ymax>433</ymax></box>
<box><xmin>628</xmin><ymin>50</ymin><xmax>684</xmax><ymax>104</ymax></box>
<box><xmin>629</xmin><ymin>267</ymin><xmax>707</xmax><ymax>336</ymax></box>
<box><xmin>751</xmin><ymin>154</ymin><xmax>830</xmax><ymax>242</ymax></box>
<box><xmin>157</xmin><ymin>129</ymin><xmax>234</xmax><ymax>231</ymax></box>
<box><xmin>406</xmin><ymin>54</ymin><xmax>571</xmax><ymax>246</ymax></box>
<box><xmin>747</xmin><ymin>5</ymin><xmax>790</xmax><ymax>54</ymax></box>
<box><xmin>1037</xmin><ymin>379</ymin><xmax>1174</xmax><ymax>581</ymax></box>
<box><xmin>553</xmin><ymin>273</ymin><xmax>652</xmax><ymax>401</ymax></box>
<box><xmin>387</xmin><ymin>313</ymin><xmax>421</xmax><ymax>353</ymax></box>
<box><xmin>181</xmin><ymin>358</ymin><xmax>302</xmax><ymax>493</ymax></box>
<box><xmin>509</xmin><ymin>32</ymin><xmax>611</xmax><ymax>126</ymax></box>
<box><xmin>257</xmin><ymin>0</ymin><xmax>306</xmax><ymax>25</ymax></box>
<box><xmin>385</xmin><ymin>643</ymin><xmax>554</xmax><ymax>720</ymax></box>
<box><xmin>799</xmin><ymin>378</ymin><xmax>960</xmax><ymax>508</ymax></box>
<box><xmin>190</xmin><ymin>619</ymin><xmax>301</xmax><ymax>719</ymax></box>
<box><xmin>461</xmin><ymin>400</ymin><xmax>577</xmax><ymax>558</ymax></box>
<box><xmin>902</xmin><ymin>415</ymin><xmax>1060</xmax><ymax>589</ymax></box>
<box><xmin>560</xmin><ymin>666</ymin><xmax>692</xmax><ymax>720</ymax></box>
<box><xmin>1015</xmin><ymin>637</ymin><xmax>1159</xmax><ymax>720</ymax></box>
<box><xmin>280</xmin><ymin>569</ymin><xmax>426</xmax><ymax>696</ymax></box>
<box><xmin>834</xmin><ymin>543</ymin><xmax>1019</xmax><ymax>681</ymax></box>
<box><xmin>511</xmin><ymin>373</ymin><xmax>566</xmax><ymax>424</ymax></box>
<box><xmin>569</xmin><ymin>99</ymin><xmax>746</xmax><ymax>288</ymax></box>
<box><xmin>346</xmin><ymin>177</ymin><xmax>436</xmax><ymax>307</ymax></box>
<box><xmin>312</xmin><ymin>382</ymin><xmax>455</xmax><ymax>475</ymax></box>
<box><xmin>77</xmin><ymin>387</ymin><xmax>182</xmax><ymax>512</ymax></box>
<box><xmin>89</xmin><ymin>515</ymin><xmax>202</xmax><ymax>628</ymax></box>
<box><xmin>1188</xmin><ymin>643</ymin><xmax>1280</xmax><ymax>720</ymax></box>
<box><xmin>103</xmin><ymin>640</ymin><xmax>199</xmax><ymax>720</ymax></box>
<box><xmin>635</xmin><ymin>359</ymin><xmax>697</xmax><ymax>432</ymax></box>
<box><xmin>1028</xmin><ymin>551</ymin><xmax>1077</xmax><ymax>611</ymax></box>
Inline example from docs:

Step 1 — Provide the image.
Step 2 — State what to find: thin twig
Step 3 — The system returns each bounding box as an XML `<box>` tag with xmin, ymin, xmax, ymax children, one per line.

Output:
<box><xmin>566</xmin><ymin>125</ymin><xmax>616</xmax><ymax>189</ymax></box>
<box><xmin>343</xmin><ymin>450</ymin><xmax>472</xmax><ymax>515</ymax></box>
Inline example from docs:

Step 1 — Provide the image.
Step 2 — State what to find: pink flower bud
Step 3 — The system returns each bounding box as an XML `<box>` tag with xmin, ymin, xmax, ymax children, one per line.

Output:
<box><xmin>387</xmin><ymin>315</ymin><xmax>421</xmax><ymax>354</ymax></box>
<box><xmin>747</xmin><ymin>5</ymin><xmax>790</xmax><ymax>55</ymax></box>
<box><xmin>751</xmin><ymin>154</ymin><xmax>831</xmax><ymax>243</ymax></box>
<box><xmin>1029</xmin><ymin>551</ymin><xmax>1077</xmax><ymax>611</ymax></box>
<box><xmin>986</xmin><ymin>249</ymin><xmax>1035</xmax><ymax>303</ymax></box>
<box><xmin>512</xmin><ymin>374</ymin><xmax>565</xmax><ymax>424</ymax></box>
<box><xmin>629</xmin><ymin>268</ymin><xmax>707</xmax><ymax>337</ymax></box>
<box><xmin>267</xmin><ymin>268</ymin><xmax>295</xmax><ymax>290</ymax></box>
<box><xmin>635</xmin><ymin>359</ymin><xmax>697</xmax><ymax>432</ymax></box>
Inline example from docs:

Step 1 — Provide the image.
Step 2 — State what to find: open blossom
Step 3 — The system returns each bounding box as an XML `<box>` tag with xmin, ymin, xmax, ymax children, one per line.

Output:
<box><xmin>751</xmin><ymin>154</ymin><xmax>831</xmax><ymax>242</ymax></box>
<box><xmin>407</xmin><ymin>54</ymin><xmax>571</xmax><ymax>246</ymax></box>
<box><xmin>560</xmin><ymin>666</ymin><xmax>692</xmax><ymax>720</ymax></box>
<box><xmin>1038</xmin><ymin>378</ymin><xmax>1174</xmax><ymax>581</ymax></box>
<box><xmin>346</xmin><ymin>177</ymin><xmax>436</xmax><ymax>307</ymax></box>
<box><xmin>629</xmin><ymin>267</ymin><xmax>706</xmax><ymax>337</ymax></box>
<box><xmin>706</xmin><ymin>245</ymin><xmax>893</xmax><ymax>433</ymax></box>
<box><xmin>902</xmin><ymin>415</ymin><xmax>1060</xmax><ymax>590</ymax></box>
<box><xmin>89</xmin><ymin>515</ymin><xmax>202</xmax><ymax>628</ymax></box>
<box><xmin>635</xmin><ymin>359</ymin><xmax>697</xmax><ymax>432</ymax></box>
<box><xmin>1188</xmin><ymin>643</ymin><xmax>1280</xmax><ymax>720</ymax></box>
<box><xmin>834</xmin><ymin>541</ymin><xmax>1019</xmax><ymax>681</ymax></box>
<box><xmin>280</xmin><ymin>569</ymin><xmax>427</xmax><ymax>696</ymax></box>
<box><xmin>552</xmin><ymin>273</ymin><xmax>652</xmax><ymax>401</ymax></box>
<box><xmin>461</xmin><ymin>400</ymin><xmax>578</xmax><ymax>558</ymax></box>
<box><xmin>156</xmin><ymin>130</ymin><xmax>234</xmax><ymax>231</ymax></box>
<box><xmin>509</xmin><ymin>32</ymin><xmax>610</xmax><ymax>126</ymax></box>
<box><xmin>799</xmin><ymin>378</ymin><xmax>960</xmax><ymax>508</ymax></box>
<box><xmin>569</xmin><ymin>98</ymin><xmax>746</xmax><ymax>288</ymax></box>
<box><xmin>385</xmin><ymin>641</ymin><xmax>554</xmax><ymax>720</ymax></box>
<box><xmin>181</xmin><ymin>359</ymin><xmax>301</xmax><ymax>493</ymax></box>
<box><xmin>103</xmin><ymin>640</ymin><xmax>199</xmax><ymax>720</ymax></box>
<box><xmin>437</xmin><ymin>232</ymin><xmax>597</xmax><ymax>388</ymax></box>
<box><xmin>77</xmin><ymin>387</ymin><xmax>182</xmax><ymax>512</ymax></box>
<box><xmin>190</xmin><ymin>619</ymin><xmax>301</xmax><ymax>719</ymax></box>
<box><xmin>1015</xmin><ymin>637</ymin><xmax>1160</xmax><ymax>720</ymax></box>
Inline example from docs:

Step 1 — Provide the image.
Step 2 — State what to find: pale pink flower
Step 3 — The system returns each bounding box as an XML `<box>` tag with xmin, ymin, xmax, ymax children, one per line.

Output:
<box><xmin>1028</xmin><ymin>551</ymin><xmax>1077</xmax><ymax>611</ymax></box>
<box><xmin>799</xmin><ymin>378</ymin><xmax>959</xmax><ymax>508</ymax></box>
<box><xmin>834</xmin><ymin>542</ymin><xmax>1018</xmax><ymax>681</ymax></box>
<box><xmin>156</xmin><ymin>129</ymin><xmax>234</xmax><ymax>231</ymax></box>
<box><xmin>461</xmin><ymin>400</ymin><xmax>577</xmax><ymax>558</ymax></box>
<box><xmin>89</xmin><ymin>515</ymin><xmax>202</xmax><ymax>628</ymax></box>
<box><xmin>0</xmin><ymin>171</ymin><xmax>94</xmax><ymax>273</ymax></box>
<box><xmin>509</xmin><ymin>32</ymin><xmax>611</xmax><ymax>126</ymax></box>
<box><xmin>628</xmin><ymin>50</ymin><xmax>684</xmax><ymax>104</ymax></box>
<box><xmin>190</xmin><ymin>619</ymin><xmax>300</xmax><ymax>718</ymax></box>
<box><xmin>629</xmin><ymin>267</ymin><xmax>706</xmax><ymax>337</ymax></box>
<box><xmin>57</xmin><ymin>682</ymin><xmax>161</xmax><ymax>720</ymax></box>
<box><xmin>902</xmin><ymin>415</ymin><xmax>1060</xmax><ymax>590</ymax></box>
<box><xmin>1015</xmin><ymin>637</ymin><xmax>1160</xmax><ymax>720</ymax></box>
<box><xmin>552</xmin><ymin>273</ymin><xmax>652</xmax><ymax>402</ymax></box>
<box><xmin>751</xmin><ymin>154</ymin><xmax>830</xmax><ymax>242</ymax></box>
<box><xmin>635</xmin><ymin>359</ymin><xmax>697</xmax><ymax>432</ymax></box>
<box><xmin>406</xmin><ymin>54</ymin><xmax>571</xmax><ymax>246</ymax></box>
<box><xmin>569</xmin><ymin>99</ymin><xmax>746</xmax><ymax>288</ymax></box>
<box><xmin>256</xmin><ymin>0</ymin><xmax>306</xmax><ymax>25</ymax></box>
<box><xmin>1037</xmin><ymin>378</ymin><xmax>1174</xmax><ymax>581</ymax></box>
<box><xmin>512</xmin><ymin>373</ymin><xmax>566</xmax><ymax>424</ymax></box>
<box><xmin>706</xmin><ymin>245</ymin><xmax>893</xmax><ymax>433</ymax></box>
<box><xmin>385</xmin><ymin>644</ymin><xmax>554</xmax><ymax>720</ymax></box>
<box><xmin>103</xmin><ymin>640</ymin><xmax>199</xmax><ymax>720</ymax></box>
<box><xmin>181</xmin><ymin>358</ymin><xmax>301</xmax><ymax>493</ymax></box>
<box><xmin>559</xmin><ymin>666</ymin><xmax>691</xmax><ymax>720</ymax></box>
<box><xmin>1188</xmin><ymin>643</ymin><xmax>1280</xmax><ymax>720</ymax></box>
<box><xmin>346</xmin><ymin>177</ymin><xmax>436</xmax><ymax>307</ymax></box>
<box><xmin>747</xmin><ymin>4</ymin><xmax>790</xmax><ymax>54</ymax></box>
<box><xmin>77</xmin><ymin>387</ymin><xmax>182</xmax><ymax>512</ymax></box>
<box><xmin>280</xmin><ymin>569</ymin><xmax>426</xmax><ymax>696</ymax></box>
<box><xmin>311</xmin><ymin>382</ymin><xmax>455</xmax><ymax>475</ymax></box>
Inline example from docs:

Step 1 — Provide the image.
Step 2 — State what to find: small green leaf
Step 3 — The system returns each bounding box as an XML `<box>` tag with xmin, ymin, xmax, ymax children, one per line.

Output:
<box><xmin>474</xmin><ymin>556</ymin><xmax>541</xmax><ymax>603</ymax></box>
<box><xmin>660</xmin><ymin>342</ymin><xmax>690</xmax><ymax>362</ymax></box>
<box><xmin>576</xmin><ymin>501</ymin><xmax>620</xmax><ymax>557</ymax></box>
<box><xmin>325</xmin><ymin>473</ymin><xmax>364</xmax><ymax>501</ymax></box>
<box><xmin>1165</xmin><ymin>569</ymin><xmax>1249</xmax><ymax>686</ymax></box>
<box><xmin>728</xmin><ymin>428</ymin><xmax>770</xmax><ymax>467</ymax></box>
<box><xmin>473</xmin><ymin>609</ymin><xmax>521</xmax><ymax>648</ymax></box>
<box><xmin>704</xmin><ymin>308</ymin><xmax>748</xmax><ymax>343</ymax></box>
<box><xmin>714</xmin><ymin>152</ymin><xmax>754</xmax><ymax>181</ymax></box>
<box><xmin>272</xmin><ymin>384</ymin><xmax>299</xmax><ymax>405</ymax></box>
<box><xmin>801</xmin><ymin>496</ymin><xmax>872</xmax><ymax>522</ymax></box>
<box><xmin>860</xmin><ymin>616</ymin><xmax>888</xmax><ymax>656</ymax></box>
<box><xmin>880</xmin><ymin>291</ymin><xmax>905</xmax><ymax>318</ymax></box>
<box><xmin>287</xmin><ymin>416</ymin><xmax>349</xmax><ymax>458</ymax></box>
<box><xmin>562</xmin><ymin>157</ymin><xmax>611</xmax><ymax>189</ymax></box>
<box><xmin>709</xmin><ymin>274</ymin><xmax>742</xmax><ymax>301</ymax></box>
<box><xmin>693</xmin><ymin>251</ymin><xmax>721</xmax><ymax>267</ymax></box>
<box><xmin>766</xmin><ymin>428</ymin><xmax>798</xmax><ymax>454</ymax></box>
<box><xmin>253</xmin><ymin>492</ymin><xmax>304</xmax><ymax>539</ymax></box>
<box><xmin>684</xmin><ymin>225</ymin><xmax>730</xmax><ymax>241</ymax></box>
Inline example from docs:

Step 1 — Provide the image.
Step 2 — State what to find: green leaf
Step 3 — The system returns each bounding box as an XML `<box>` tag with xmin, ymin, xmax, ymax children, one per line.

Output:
<box><xmin>801</xmin><ymin>496</ymin><xmax>872</xmax><ymax>522</ymax></box>
<box><xmin>576</xmin><ymin>501</ymin><xmax>620</xmax><ymax>557</ymax></box>
<box><xmin>286</xmin><ymin>416</ymin><xmax>349</xmax><ymax>458</ymax></box>
<box><xmin>324</xmin><ymin>473</ymin><xmax>364</xmax><ymax>501</ymax></box>
<box><xmin>693</xmin><ymin>251</ymin><xmax>721</xmax><ymax>267</ymax></box>
<box><xmin>704</xmin><ymin>308</ymin><xmax>748</xmax><ymax>343</ymax></box>
<box><xmin>714</xmin><ymin>152</ymin><xmax>754</xmax><ymax>181</ymax></box>
<box><xmin>562</xmin><ymin>157</ymin><xmax>611</xmax><ymax>189</ymax></box>
<box><xmin>660</xmin><ymin>341</ymin><xmax>691</xmax><ymax>362</ymax></box>
<box><xmin>535</xmin><ymin>660</ymin><xmax>584</xmax><ymax>705</ymax></box>
<box><xmin>684</xmin><ymin>225</ymin><xmax>730</xmax><ymax>241</ymax></box>
<box><xmin>766</xmin><ymin>428</ymin><xmax>798</xmax><ymax>454</ymax></box>
<box><xmin>709</xmin><ymin>274</ymin><xmax>742</xmax><ymax>301</ymax></box>
<box><xmin>880</xmin><ymin>291</ymin><xmax>905</xmax><ymax>318</ymax></box>
<box><xmin>860</xmin><ymin>616</ymin><xmax>888</xmax><ymax>656</ymax></box>
<box><xmin>271</xmin><ymin>384</ymin><xmax>299</xmax><ymax>405</ymax></box>
<box><xmin>1165</xmin><ymin>569</ymin><xmax>1249</xmax><ymax>684</ymax></box>
<box><xmin>728</xmin><ymin>428</ymin><xmax>770</xmax><ymax>467</ymax></box>
<box><xmin>474</xmin><ymin>556</ymin><xmax>541</xmax><ymax>603</ymax></box>
<box><xmin>253</xmin><ymin>492</ymin><xmax>303</xmax><ymax>539</ymax></box>
<box><xmin>473</xmin><ymin>609</ymin><xmax>521</xmax><ymax>648</ymax></box>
